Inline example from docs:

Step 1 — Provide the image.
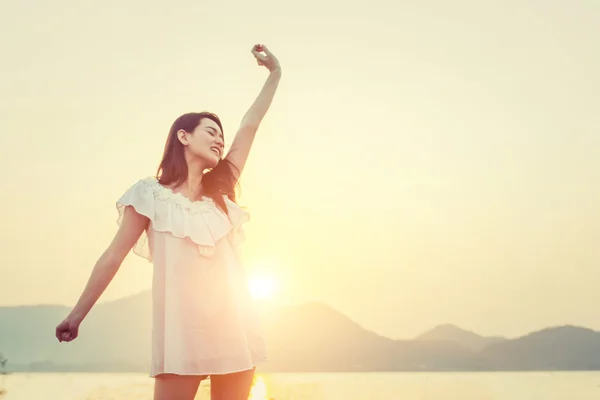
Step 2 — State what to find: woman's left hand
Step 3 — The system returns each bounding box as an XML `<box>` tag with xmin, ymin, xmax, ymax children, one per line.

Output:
<box><xmin>251</xmin><ymin>44</ymin><xmax>281</xmax><ymax>73</ymax></box>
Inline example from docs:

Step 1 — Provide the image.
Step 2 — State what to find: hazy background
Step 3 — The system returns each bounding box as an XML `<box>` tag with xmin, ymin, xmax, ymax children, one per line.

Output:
<box><xmin>0</xmin><ymin>0</ymin><xmax>598</xmax><ymax>341</ymax></box>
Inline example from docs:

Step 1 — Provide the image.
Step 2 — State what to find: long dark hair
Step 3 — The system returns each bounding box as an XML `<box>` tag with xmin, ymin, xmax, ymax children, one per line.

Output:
<box><xmin>156</xmin><ymin>112</ymin><xmax>239</xmax><ymax>215</ymax></box>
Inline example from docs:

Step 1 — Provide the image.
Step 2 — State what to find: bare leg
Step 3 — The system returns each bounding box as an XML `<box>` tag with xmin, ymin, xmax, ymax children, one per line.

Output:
<box><xmin>153</xmin><ymin>373</ymin><xmax>207</xmax><ymax>400</ymax></box>
<box><xmin>210</xmin><ymin>368</ymin><xmax>256</xmax><ymax>400</ymax></box>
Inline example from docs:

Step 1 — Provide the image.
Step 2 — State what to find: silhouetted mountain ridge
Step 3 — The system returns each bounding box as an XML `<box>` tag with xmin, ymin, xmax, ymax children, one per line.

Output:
<box><xmin>1</xmin><ymin>291</ymin><xmax>599</xmax><ymax>372</ymax></box>
<box><xmin>416</xmin><ymin>323</ymin><xmax>507</xmax><ymax>351</ymax></box>
<box><xmin>480</xmin><ymin>325</ymin><xmax>600</xmax><ymax>370</ymax></box>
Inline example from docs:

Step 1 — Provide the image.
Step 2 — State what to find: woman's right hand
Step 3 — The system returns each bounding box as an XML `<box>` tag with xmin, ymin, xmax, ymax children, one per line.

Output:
<box><xmin>53</xmin><ymin>207</ymin><xmax>149</xmax><ymax>344</ymax></box>
<box><xmin>55</xmin><ymin>316</ymin><xmax>81</xmax><ymax>342</ymax></box>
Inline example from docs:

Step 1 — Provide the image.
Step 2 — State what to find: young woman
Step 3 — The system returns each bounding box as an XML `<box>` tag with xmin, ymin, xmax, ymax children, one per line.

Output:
<box><xmin>55</xmin><ymin>44</ymin><xmax>281</xmax><ymax>400</ymax></box>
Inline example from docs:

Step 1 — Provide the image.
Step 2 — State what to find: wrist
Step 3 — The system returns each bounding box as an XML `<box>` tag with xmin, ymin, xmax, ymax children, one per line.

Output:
<box><xmin>69</xmin><ymin>309</ymin><xmax>86</xmax><ymax>325</ymax></box>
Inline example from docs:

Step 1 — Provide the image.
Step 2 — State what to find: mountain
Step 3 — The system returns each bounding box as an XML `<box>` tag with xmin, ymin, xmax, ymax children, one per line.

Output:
<box><xmin>1</xmin><ymin>292</ymin><xmax>599</xmax><ymax>372</ymax></box>
<box><xmin>415</xmin><ymin>324</ymin><xmax>507</xmax><ymax>351</ymax></box>
<box><xmin>480</xmin><ymin>325</ymin><xmax>600</xmax><ymax>370</ymax></box>
<box><xmin>259</xmin><ymin>303</ymin><xmax>484</xmax><ymax>372</ymax></box>
<box><xmin>0</xmin><ymin>292</ymin><xmax>153</xmax><ymax>369</ymax></box>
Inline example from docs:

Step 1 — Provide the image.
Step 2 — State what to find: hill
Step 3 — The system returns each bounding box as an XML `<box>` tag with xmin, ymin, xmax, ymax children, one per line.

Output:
<box><xmin>1</xmin><ymin>292</ymin><xmax>599</xmax><ymax>372</ymax></box>
<box><xmin>415</xmin><ymin>323</ymin><xmax>507</xmax><ymax>351</ymax></box>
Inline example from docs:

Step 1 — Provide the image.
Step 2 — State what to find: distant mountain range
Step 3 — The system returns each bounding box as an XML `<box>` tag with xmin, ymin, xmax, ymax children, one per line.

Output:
<box><xmin>415</xmin><ymin>323</ymin><xmax>507</xmax><ymax>352</ymax></box>
<box><xmin>2</xmin><ymin>291</ymin><xmax>600</xmax><ymax>372</ymax></box>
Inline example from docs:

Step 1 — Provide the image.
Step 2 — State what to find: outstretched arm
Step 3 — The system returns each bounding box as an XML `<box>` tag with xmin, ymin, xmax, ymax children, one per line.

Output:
<box><xmin>55</xmin><ymin>207</ymin><xmax>147</xmax><ymax>342</ymax></box>
<box><xmin>225</xmin><ymin>44</ymin><xmax>282</xmax><ymax>179</ymax></box>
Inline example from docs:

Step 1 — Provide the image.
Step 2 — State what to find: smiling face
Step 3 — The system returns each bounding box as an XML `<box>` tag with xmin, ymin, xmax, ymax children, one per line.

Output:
<box><xmin>177</xmin><ymin>117</ymin><xmax>224</xmax><ymax>169</ymax></box>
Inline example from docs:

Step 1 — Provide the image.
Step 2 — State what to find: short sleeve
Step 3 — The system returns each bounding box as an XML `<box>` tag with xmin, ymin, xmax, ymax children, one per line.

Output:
<box><xmin>116</xmin><ymin>178</ymin><xmax>155</xmax><ymax>261</ymax></box>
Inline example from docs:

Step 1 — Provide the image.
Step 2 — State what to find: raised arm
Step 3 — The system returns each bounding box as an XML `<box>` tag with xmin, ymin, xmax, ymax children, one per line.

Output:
<box><xmin>225</xmin><ymin>44</ymin><xmax>282</xmax><ymax>179</ymax></box>
<box><xmin>55</xmin><ymin>207</ymin><xmax>148</xmax><ymax>342</ymax></box>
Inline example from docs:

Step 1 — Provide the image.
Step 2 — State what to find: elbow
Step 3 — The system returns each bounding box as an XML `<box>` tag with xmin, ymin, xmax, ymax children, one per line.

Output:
<box><xmin>240</xmin><ymin>118</ymin><xmax>261</xmax><ymax>131</ymax></box>
<box><xmin>98</xmin><ymin>248</ymin><xmax>126</xmax><ymax>273</ymax></box>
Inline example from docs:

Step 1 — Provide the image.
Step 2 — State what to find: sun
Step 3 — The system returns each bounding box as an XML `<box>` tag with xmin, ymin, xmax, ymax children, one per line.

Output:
<box><xmin>248</xmin><ymin>275</ymin><xmax>278</xmax><ymax>300</ymax></box>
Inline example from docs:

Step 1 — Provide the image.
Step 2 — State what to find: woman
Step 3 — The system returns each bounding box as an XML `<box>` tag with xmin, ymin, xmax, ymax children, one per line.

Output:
<box><xmin>55</xmin><ymin>44</ymin><xmax>281</xmax><ymax>400</ymax></box>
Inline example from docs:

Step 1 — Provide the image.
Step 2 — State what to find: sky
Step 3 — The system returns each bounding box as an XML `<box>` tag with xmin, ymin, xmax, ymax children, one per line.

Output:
<box><xmin>0</xmin><ymin>0</ymin><xmax>598</xmax><ymax>340</ymax></box>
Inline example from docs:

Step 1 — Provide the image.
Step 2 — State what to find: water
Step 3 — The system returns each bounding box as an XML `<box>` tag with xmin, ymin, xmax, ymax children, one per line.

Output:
<box><xmin>2</xmin><ymin>371</ymin><xmax>600</xmax><ymax>400</ymax></box>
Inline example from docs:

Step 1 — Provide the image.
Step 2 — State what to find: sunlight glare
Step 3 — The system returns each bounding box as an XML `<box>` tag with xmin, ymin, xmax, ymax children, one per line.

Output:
<box><xmin>248</xmin><ymin>376</ymin><xmax>270</xmax><ymax>400</ymax></box>
<box><xmin>248</xmin><ymin>275</ymin><xmax>277</xmax><ymax>300</ymax></box>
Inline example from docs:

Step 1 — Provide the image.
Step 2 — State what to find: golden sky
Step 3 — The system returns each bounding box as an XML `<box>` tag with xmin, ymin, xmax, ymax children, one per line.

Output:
<box><xmin>0</xmin><ymin>0</ymin><xmax>598</xmax><ymax>339</ymax></box>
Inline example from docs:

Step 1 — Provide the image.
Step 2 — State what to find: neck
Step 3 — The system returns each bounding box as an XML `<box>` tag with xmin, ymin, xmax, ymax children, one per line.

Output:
<box><xmin>182</xmin><ymin>154</ymin><xmax>208</xmax><ymax>198</ymax></box>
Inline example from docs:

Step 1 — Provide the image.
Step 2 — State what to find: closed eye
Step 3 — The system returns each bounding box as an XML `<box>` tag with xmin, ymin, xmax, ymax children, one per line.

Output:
<box><xmin>206</xmin><ymin>127</ymin><xmax>224</xmax><ymax>141</ymax></box>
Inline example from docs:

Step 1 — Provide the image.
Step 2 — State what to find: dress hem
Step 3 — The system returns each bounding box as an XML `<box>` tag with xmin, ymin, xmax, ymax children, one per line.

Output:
<box><xmin>148</xmin><ymin>356</ymin><xmax>268</xmax><ymax>378</ymax></box>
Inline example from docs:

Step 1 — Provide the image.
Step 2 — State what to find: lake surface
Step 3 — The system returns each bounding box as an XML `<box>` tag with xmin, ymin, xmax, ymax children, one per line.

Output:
<box><xmin>2</xmin><ymin>371</ymin><xmax>600</xmax><ymax>399</ymax></box>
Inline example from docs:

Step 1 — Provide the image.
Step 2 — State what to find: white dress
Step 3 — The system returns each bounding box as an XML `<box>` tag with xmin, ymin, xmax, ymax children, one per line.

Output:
<box><xmin>116</xmin><ymin>177</ymin><xmax>268</xmax><ymax>377</ymax></box>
